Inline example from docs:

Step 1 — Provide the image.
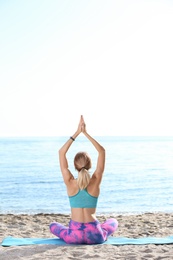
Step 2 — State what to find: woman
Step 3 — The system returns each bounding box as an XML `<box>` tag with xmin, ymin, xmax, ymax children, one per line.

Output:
<box><xmin>50</xmin><ymin>115</ymin><xmax>118</xmax><ymax>244</ymax></box>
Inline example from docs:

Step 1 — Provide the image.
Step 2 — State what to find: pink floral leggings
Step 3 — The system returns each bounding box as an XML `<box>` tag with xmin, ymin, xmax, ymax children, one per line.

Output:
<box><xmin>50</xmin><ymin>218</ymin><xmax>118</xmax><ymax>245</ymax></box>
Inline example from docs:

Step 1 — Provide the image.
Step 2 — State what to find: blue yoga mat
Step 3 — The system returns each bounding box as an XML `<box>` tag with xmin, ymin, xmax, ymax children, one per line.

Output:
<box><xmin>1</xmin><ymin>236</ymin><xmax>173</xmax><ymax>247</ymax></box>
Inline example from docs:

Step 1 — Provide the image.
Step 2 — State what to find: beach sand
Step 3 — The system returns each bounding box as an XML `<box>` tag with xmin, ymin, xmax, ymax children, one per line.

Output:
<box><xmin>0</xmin><ymin>213</ymin><xmax>173</xmax><ymax>259</ymax></box>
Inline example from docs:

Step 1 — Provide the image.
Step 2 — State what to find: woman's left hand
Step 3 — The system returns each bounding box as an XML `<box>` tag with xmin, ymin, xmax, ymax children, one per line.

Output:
<box><xmin>77</xmin><ymin>115</ymin><xmax>84</xmax><ymax>134</ymax></box>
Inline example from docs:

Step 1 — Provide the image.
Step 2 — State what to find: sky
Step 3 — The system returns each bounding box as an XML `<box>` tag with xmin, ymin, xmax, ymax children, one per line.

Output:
<box><xmin>0</xmin><ymin>0</ymin><xmax>173</xmax><ymax>137</ymax></box>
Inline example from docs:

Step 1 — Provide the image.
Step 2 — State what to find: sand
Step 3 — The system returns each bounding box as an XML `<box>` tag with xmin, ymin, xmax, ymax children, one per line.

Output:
<box><xmin>0</xmin><ymin>212</ymin><xmax>173</xmax><ymax>260</ymax></box>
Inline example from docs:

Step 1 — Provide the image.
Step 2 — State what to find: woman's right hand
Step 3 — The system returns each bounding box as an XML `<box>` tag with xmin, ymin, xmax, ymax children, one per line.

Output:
<box><xmin>77</xmin><ymin>115</ymin><xmax>85</xmax><ymax>134</ymax></box>
<box><xmin>81</xmin><ymin>115</ymin><xmax>86</xmax><ymax>133</ymax></box>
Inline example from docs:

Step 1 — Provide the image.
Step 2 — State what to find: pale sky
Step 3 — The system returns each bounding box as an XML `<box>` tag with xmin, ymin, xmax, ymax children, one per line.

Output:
<box><xmin>0</xmin><ymin>0</ymin><xmax>173</xmax><ymax>137</ymax></box>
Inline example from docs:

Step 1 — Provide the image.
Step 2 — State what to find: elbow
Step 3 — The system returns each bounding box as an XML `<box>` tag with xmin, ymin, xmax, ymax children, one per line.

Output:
<box><xmin>58</xmin><ymin>148</ymin><xmax>63</xmax><ymax>156</ymax></box>
<box><xmin>99</xmin><ymin>146</ymin><xmax>105</xmax><ymax>157</ymax></box>
<box><xmin>101</xmin><ymin>146</ymin><xmax>105</xmax><ymax>153</ymax></box>
<box><xmin>59</xmin><ymin>147</ymin><xmax>66</xmax><ymax>158</ymax></box>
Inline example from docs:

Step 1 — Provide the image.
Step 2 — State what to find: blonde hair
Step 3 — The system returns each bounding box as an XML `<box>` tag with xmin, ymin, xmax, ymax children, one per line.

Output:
<box><xmin>74</xmin><ymin>152</ymin><xmax>92</xmax><ymax>190</ymax></box>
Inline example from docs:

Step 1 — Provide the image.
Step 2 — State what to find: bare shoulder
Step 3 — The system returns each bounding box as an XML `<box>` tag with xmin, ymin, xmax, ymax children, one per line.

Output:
<box><xmin>66</xmin><ymin>179</ymin><xmax>79</xmax><ymax>196</ymax></box>
<box><xmin>87</xmin><ymin>176</ymin><xmax>100</xmax><ymax>197</ymax></box>
<box><xmin>91</xmin><ymin>170</ymin><xmax>103</xmax><ymax>184</ymax></box>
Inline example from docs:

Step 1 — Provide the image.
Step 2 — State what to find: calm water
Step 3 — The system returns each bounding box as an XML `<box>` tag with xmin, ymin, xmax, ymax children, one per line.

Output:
<box><xmin>0</xmin><ymin>136</ymin><xmax>173</xmax><ymax>214</ymax></box>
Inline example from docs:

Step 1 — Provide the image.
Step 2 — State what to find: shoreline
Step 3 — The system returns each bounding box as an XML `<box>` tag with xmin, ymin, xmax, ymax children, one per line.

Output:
<box><xmin>1</xmin><ymin>209</ymin><xmax>173</xmax><ymax>215</ymax></box>
<box><xmin>1</xmin><ymin>212</ymin><xmax>173</xmax><ymax>259</ymax></box>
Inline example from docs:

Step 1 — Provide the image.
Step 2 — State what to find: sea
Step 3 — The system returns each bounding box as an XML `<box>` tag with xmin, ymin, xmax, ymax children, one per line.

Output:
<box><xmin>0</xmin><ymin>136</ymin><xmax>173</xmax><ymax>215</ymax></box>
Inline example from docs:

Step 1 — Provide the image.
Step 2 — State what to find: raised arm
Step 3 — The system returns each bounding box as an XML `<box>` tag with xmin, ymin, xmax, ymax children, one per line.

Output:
<box><xmin>59</xmin><ymin>116</ymin><xmax>83</xmax><ymax>185</ymax></box>
<box><xmin>82</xmin><ymin>117</ymin><xmax>105</xmax><ymax>183</ymax></box>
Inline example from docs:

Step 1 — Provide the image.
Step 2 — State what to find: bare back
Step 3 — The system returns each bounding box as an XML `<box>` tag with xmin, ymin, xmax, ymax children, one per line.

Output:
<box><xmin>67</xmin><ymin>177</ymin><xmax>100</xmax><ymax>223</ymax></box>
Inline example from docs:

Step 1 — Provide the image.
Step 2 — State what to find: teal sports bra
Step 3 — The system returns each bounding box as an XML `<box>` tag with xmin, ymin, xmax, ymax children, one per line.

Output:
<box><xmin>69</xmin><ymin>189</ymin><xmax>98</xmax><ymax>208</ymax></box>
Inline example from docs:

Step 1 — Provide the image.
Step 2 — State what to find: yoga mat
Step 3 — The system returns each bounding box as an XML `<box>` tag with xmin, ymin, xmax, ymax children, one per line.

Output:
<box><xmin>1</xmin><ymin>236</ymin><xmax>173</xmax><ymax>247</ymax></box>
